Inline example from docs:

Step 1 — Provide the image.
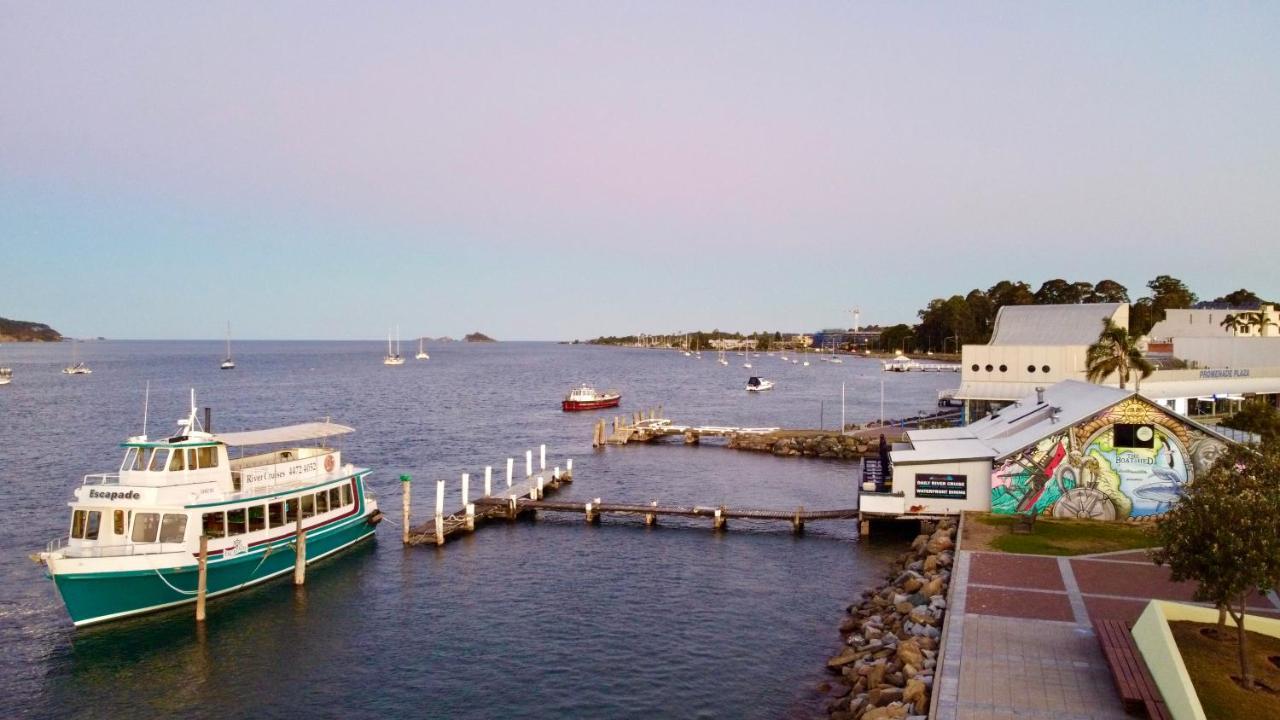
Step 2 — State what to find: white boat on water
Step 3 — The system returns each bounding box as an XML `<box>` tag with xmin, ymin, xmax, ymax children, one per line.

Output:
<box><xmin>746</xmin><ymin>376</ymin><xmax>774</xmax><ymax>392</ymax></box>
<box><xmin>384</xmin><ymin>327</ymin><xmax>405</xmax><ymax>365</ymax></box>
<box><xmin>220</xmin><ymin>322</ymin><xmax>235</xmax><ymax>370</ymax></box>
<box><xmin>0</xmin><ymin>367</ymin><xmax>11</xmax><ymax>385</ymax></box>
<box><xmin>34</xmin><ymin>395</ymin><xmax>382</xmax><ymax>627</ymax></box>
<box><xmin>415</xmin><ymin>337</ymin><xmax>429</xmax><ymax>361</ymax></box>
<box><xmin>717</xmin><ymin>349</ymin><xmax>729</xmax><ymax>366</ymax></box>
<box><xmin>63</xmin><ymin>341</ymin><xmax>92</xmax><ymax>375</ymax></box>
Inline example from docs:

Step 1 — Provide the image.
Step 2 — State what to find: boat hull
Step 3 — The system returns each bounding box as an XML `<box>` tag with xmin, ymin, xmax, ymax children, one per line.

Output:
<box><xmin>50</xmin><ymin>512</ymin><xmax>379</xmax><ymax>627</ymax></box>
<box><xmin>562</xmin><ymin>396</ymin><xmax>621</xmax><ymax>412</ymax></box>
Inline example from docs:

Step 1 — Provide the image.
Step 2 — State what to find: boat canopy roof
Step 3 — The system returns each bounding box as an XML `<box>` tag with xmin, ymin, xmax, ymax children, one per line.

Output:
<box><xmin>212</xmin><ymin>421</ymin><xmax>354</xmax><ymax>447</ymax></box>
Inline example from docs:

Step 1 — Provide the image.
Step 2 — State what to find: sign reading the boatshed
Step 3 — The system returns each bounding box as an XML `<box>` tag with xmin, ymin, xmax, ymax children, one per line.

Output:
<box><xmin>915</xmin><ymin>473</ymin><xmax>967</xmax><ymax>500</ymax></box>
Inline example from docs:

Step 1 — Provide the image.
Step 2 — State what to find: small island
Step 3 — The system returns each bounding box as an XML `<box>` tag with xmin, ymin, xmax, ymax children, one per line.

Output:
<box><xmin>0</xmin><ymin>316</ymin><xmax>63</xmax><ymax>342</ymax></box>
<box><xmin>464</xmin><ymin>332</ymin><xmax>496</xmax><ymax>343</ymax></box>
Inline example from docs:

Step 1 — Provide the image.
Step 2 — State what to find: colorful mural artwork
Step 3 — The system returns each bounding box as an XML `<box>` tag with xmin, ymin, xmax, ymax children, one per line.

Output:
<box><xmin>990</xmin><ymin>398</ymin><xmax>1226</xmax><ymax>519</ymax></box>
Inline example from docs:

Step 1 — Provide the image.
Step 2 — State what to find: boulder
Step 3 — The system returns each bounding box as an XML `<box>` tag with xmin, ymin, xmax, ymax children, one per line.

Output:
<box><xmin>862</xmin><ymin>704</ymin><xmax>909</xmax><ymax>720</ymax></box>
<box><xmin>827</xmin><ymin>648</ymin><xmax>859</xmax><ymax>670</ymax></box>
<box><xmin>896</xmin><ymin>639</ymin><xmax>924</xmax><ymax>669</ymax></box>
<box><xmin>903</xmin><ymin>678</ymin><xmax>927</xmax><ymax>710</ymax></box>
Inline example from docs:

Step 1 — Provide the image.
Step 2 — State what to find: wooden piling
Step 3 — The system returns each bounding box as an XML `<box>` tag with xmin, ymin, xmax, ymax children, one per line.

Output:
<box><xmin>713</xmin><ymin>507</ymin><xmax>726</xmax><ymax>531</ymax></box>
<box><xmin>506</xmin><ymin>458</ymin><xmax>514</xmax><ymax>487</ymax></box>
<box><xmin>530</xmin><ymin>477</ymin><xmax>541</xmax><ymax>500</ymax></box>
<box><xmin>484</xmin><ymin>466</ymin><xmax>492</xmax><ymax>497</ymax></box>
<box><xmin>294</xmin><ymin>513</ymin><xmax>306</xmax><ymax>585</ymax></box>
<box><xmin>536</xmin><ymin>476</ymin><xmax>545</xmax><ymax>499</ymax></box>
<box><xmin>539</xmin><ymin>444</ymin><xmax>546</xmax><ymax>471</ymax></box>
<box><xmin>585</xmin><ymin>501</ymin><xmax>597</xmax><ymax>524</ymax></box>
<box><xmin>645</xmin><ymin>501</ymin><xmax>657</xmax><ymax>526</ymax></box>
<box><xmin>461</xmin><ymin>473</ymin><xmax>470</xmax><ymax>509</ymax></box>
<box><xmin>434</xmin><ymin>479</ymin><xmax>445</xmax><ymax>546</ymax></box>
<box><xmin>508</xmin><ymin>495</ymin><xmax>518</xmax><ymax>520</ymax></box>
<box><xmin>465</xmin><ymin>503</ymin><xmax>475</xmax><ymax>531</ymax></box>
<box><xmin>567</xmin><ymin>459</ymin><xmax>573</xmax><ymax>476</ymax></box>
<box><xmin>400</xmin><ymin>474</ymin><xmax>411</xmax><ymax>544</ymax></box>
<box><xmin>196</xmin><ymin>535</ymin><xmax>208</xmax><ymax>621</ymax></box>
<box><xmin>792</xmin><ymin>506</ymin><xmax>805</xmax><ymax>535</ymax></box>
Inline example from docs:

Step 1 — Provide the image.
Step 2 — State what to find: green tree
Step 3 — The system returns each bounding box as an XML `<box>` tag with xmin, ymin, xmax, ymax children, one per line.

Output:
<box><xmin>1148</xmin><ymin>275</ymin><xmax>1198</xmax><ymax>316</ymax></box>
<box><xmin>1212</xmin><ymin>289</ymin><xmax>1266</xmax><ymax>307</ymax></box>
<box><xmin>879</xmin><ymin>324</ymin><xmax>914</xmax><ymax>353</ymax></box>
<box><xmin>1033</xmin><ymin>279</ymin><xmax>1078</xmax><ymax>304</ymax></box>
<box><xmin>1085</xmin><ymin>318</ymin><xmax>1154</xmax><ymax>390</ymax></box>
<box><xmin>1220</xmin><ymin>400</ymin><xmax>1280</xmax><ymax>443</ymax></box>
<box><xmin>965</xmin><ymin>288</ymin><xmax>996</xmax><ymax>341</ymax></box>
<box><xmin>1152</xmin><ymin>444</ymin><xmax>1280</xmax><ymax>689</ymax></box>
<box><xmin>1092</xmin><ymin>279</ymin><xmax>1130</xmax><ymax>303</ymax></box>
<box><xmin>1130</xmin><ymin>297</ymin><xmax>1158</xmax><ymax>336</ymax></box>
<box><xmin>987</xmin><ymin>280</ymin><xmax>1034</xmax><ymax>309</ymax></box>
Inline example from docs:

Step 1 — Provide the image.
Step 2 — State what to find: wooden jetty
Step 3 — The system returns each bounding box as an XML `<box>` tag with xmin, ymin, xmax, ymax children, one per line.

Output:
<box><xmin>470</xmin><ymin>497</ymin><xmax>860</xmax><ymax>533</ymax></box>
<box><xmin>592</xmin><ymin>406</ymin><xmax>779</xmax><ymax>447</ymax></box>
<box><xmin>403</xmin><ymin>445</ymin><xmax>575</xmax><ymax>546</ymax></box>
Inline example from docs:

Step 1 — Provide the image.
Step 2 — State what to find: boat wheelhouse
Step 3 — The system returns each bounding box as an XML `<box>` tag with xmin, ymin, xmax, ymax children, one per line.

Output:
<box><xmin>36</xmin><ymin>401</ymin><xmax>381</xmax><ymax>627</ymax></box>
<box><xmin>561</xmin><ymin>384</ymin><xmax>621</xmax><ymax>412</ymax></box>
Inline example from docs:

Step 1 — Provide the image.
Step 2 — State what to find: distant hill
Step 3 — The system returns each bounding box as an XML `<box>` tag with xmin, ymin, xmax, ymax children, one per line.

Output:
<box><xmin>464</xmin><ymin>332</ymin><xmax>496</xmax><ymax>343</ymax></box>
<box><xmin>0</xmin><ymin>316</ymin><xmax>62</xmax><ymax>342</ymax></box>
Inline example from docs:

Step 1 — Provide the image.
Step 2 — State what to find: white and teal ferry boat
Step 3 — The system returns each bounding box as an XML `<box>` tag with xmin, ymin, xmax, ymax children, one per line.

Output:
<box><xmin>37</xmin><ymin>401</ymin><xmax>382</xmax><ymax>626</ymax></box>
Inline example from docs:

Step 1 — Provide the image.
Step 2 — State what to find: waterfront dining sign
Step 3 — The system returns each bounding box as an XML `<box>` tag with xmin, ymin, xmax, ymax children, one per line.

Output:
<box><xmin>915</xmin><ymin>473</ymin><xmax>967</xmax><ymax>500</ymax></box>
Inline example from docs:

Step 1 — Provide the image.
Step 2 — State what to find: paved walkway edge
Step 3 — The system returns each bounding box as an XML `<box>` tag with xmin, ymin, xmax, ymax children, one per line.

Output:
<box><xmin>933</xmin><ymin>549</ymin><xmax>970</xmax><ymax>720</ymax></box>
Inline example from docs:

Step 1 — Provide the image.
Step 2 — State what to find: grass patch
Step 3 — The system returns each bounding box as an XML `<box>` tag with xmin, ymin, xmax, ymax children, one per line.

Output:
<box><xmin>967</xmin><ymin>513</ymin><xmax>1159</xmax><ymax>556</ymax></box>
<box><xmin>1171</xmin><ymin>621</ymin><xmax>1280</xmax><ymax>719</ymax></box>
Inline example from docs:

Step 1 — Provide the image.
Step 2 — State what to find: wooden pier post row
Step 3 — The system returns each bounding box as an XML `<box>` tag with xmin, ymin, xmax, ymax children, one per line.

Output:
<box><xmin>294</xmin><ymin>512</ymin><xmax>306</xmax><ymax>585</ymax></box>
<box><xmin>434</xmin><ymin>479</ymin><xmax>445</xmax><ymax>546</ymax></box>
<box><xmin>196</xmin><ymin>535</ymin><xmax>209</xmax><ymax>621</ymax></box>
<box><xmin>400</xmin><ymin>474</ymin><xmax>411</xmax><ymax>545</ymax></box>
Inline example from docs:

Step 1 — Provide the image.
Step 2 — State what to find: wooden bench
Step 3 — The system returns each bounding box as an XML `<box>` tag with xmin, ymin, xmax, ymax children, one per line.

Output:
<box><xmin>1094</xmin><ymin>619</ymin><xmax>1172</xmax><ymax>719</ymax></box>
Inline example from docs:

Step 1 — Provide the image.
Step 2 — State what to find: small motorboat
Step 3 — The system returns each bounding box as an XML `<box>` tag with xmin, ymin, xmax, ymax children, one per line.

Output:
<box><xmin>562</xmin><ymin>384</ymin><xmax>622</xmax><ymax>411</ymax></box>
<box><xmin>0</xmin><ymin>367</ymin><xmax>12</xmax><ymax>385</ymax></box>
<box><xmin>746</xmin><ymin>376</ymin><xmax>774</xmax><ymax>392</ymax></box>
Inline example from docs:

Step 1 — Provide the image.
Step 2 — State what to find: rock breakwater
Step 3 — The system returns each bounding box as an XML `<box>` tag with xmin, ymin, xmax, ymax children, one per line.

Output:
<box><xmin>727</xmin><ymin>432</ymin><xmax>874</xmax><ymax>460</ymax></box>
<box><xmin>821</xmin><ymin>517</ymin><xmax>957</xmax><ymax>719</ymax></box>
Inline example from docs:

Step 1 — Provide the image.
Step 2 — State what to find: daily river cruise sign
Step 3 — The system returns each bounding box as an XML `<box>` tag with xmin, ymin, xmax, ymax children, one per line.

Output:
<box><xmin>915</xmin><ymin>473</ymin><xmax>967</xmax><ymax>500</ymax></box>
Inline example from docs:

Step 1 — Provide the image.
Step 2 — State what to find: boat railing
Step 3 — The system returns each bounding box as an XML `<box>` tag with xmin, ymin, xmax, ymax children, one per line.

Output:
<box><xmin>60</xmin><ymin>541</ymin><xmax>188</xmax><ymax>559</ymax></box>
<box><xmin>82</xmin><ymin>473</ymin><xmax>121</xmax><ymax>486</ymax></box>
<box><xmin>45</xmin><ymin>536</ymin><xmax>70</xmax><ymax>554</ymax></box>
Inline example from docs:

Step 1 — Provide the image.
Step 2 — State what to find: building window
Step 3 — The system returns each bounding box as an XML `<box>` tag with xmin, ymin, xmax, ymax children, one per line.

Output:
<box><xmin>1042</xmin><ymin>365</ymin><xmax>1051</xmax><ymax>373</ymax></box>
<box><xmin>984</xmin><ymin>364</ymin><xmax>993</xmax><ymax>372</ymax></box>
<box><xmin>1027</xmin><ymin>365</ymin><xmax>1036</xmax><ymax>373</ymax></box>
<box><xmin>999</xmin><ymin>364</ymin><xmax>1007</xmax><ymax>372</ymax></box>
<box><xmin>1114</xmin><ymin>423</ymin><xmax>1156</xmax><ymax>449</ymax></box>
<box><xmin>970</xmin><ymin>364</ymin><xmax>979</xmax><ymax>372</ymax></box>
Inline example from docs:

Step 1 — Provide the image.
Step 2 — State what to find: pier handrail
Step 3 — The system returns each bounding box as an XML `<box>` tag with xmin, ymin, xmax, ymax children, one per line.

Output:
<box><xmin>81</xmin><ymin>473</ymin><xmax>121</xmax><ymax>486</ymax></box>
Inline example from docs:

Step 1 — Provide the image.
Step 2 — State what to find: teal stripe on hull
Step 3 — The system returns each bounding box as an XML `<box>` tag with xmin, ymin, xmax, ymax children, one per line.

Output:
<box><xmin>54</xmin><ymin>516</ymin><xmax>377</xmax><ymax>626</ymax></box>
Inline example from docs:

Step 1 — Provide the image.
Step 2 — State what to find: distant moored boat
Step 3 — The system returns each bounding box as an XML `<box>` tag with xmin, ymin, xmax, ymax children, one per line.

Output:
<box><xmin>562</xmin><ymin>384</ymin><xmax>621</xmax><ymax>412</ymax></box>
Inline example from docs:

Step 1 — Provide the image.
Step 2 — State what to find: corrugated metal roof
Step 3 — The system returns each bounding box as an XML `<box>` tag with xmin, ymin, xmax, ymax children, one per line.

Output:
<box><xmin>891</xmin><ymin>439</ymin><xmax>995</xmax><ymax>463</ymax></box>
<box><xmin>213</xmin><ymin>421</ymin><xmax>354</xmax><ymax>447</ymax></box>
<box><xmin>989</xmin><ymin>303</ymin><xmax>1126</xmax><ymax>346</ymax></box>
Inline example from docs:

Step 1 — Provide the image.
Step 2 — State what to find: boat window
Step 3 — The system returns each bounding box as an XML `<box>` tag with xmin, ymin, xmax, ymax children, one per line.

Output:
<box><xmin>227</xmin><ymin>508</ymin><xmax>247</xmax><ymax>535</ymax></box>
<box><xmin>329</xmin><ymin>487</ymin><xmax>341</xmax><ymax>508</ymax></box>
<box><xmin>202</xmin><ymin>511</ymin><xmax>226</xmax><ymax>538</ymax></box>
<box><xmin>301</xmin><ymin>494</ymin><xmax>315</xmax><ymax>519</ymax></box>
<box><xmin>132</xmin><ymin>512</ymin><xmax>161</xmax><ymax>543</ymax></box>
<box><xmin>84</xmin><ymin>511</ymin><xmax>102</xmax><ymax>540</ymax></box>
<box><xmin>160</xmin><ymin>514</ymin><xmax>188</xmax><ymax>543</ymax></box>
<box><xmin>268</xmin><ymin>501</ymin><xmax>284</xmax><ymax>528</ymax></box>
<box><xmin>114</xmin><ymin>510</ymin><xmax>126</xmax><ymax>535</ymax></box>
<box><xmin>169</xmin><ymin>449</ymin><xmax>187</xmax><ymax>471</ymax></box>
<box><xmin>148</xmin><ymin>449</ymin><xmax>169</xmax><ymax>472</ymax></box>
<box><xmin>186</xmin><ymin>449</ymin><xmax>197</xmax><ymax>471</ymax></box>
<box><xmin>316</xmin><ymin>491</ymin><xmax>329</xmax><ymax>514</ymax></box>
<box><xmin>197</xmin><ymin>446</ymin><xmax>218</xmax><ymax>469</ymax></box>
<box><xmin>121</xmin><ymin>448</ymin><xmax>141</xmax><ymax>472</ymax></box>
<box><xmin>248</xmin><ymin>505</ymin><xmax>266</xmax><ymax>532</ymax></box>
<box><xmin>285</xmin><ymin>499</ymin><xmax>299</xmax><ymax>524</ymax></box>
<box><xmin>71</xmin><ymin>510</ymin><xmax>88</xmax><ymax>539</ymax></box>
<box><xmin>341</xmin><ymin>485</ymin><xmax>352</xmax><ymax>507</ymax></box>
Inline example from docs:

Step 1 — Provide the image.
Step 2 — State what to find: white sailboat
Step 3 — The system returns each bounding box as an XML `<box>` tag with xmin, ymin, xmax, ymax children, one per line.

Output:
<box><xmin>220</xmin><ymin>322</ymin><xmax>235</xmax><ymax>370</ymax></box>
<box><xmin>63</xmin><ymin>340</ymin><xmax>92</xmax><ymax>375</ymax></box>
<box><xmin>415</xmin><ymin>337</ymin><xmax>430</xmax><ymax>360</ymax></box>
<box><xmin>383</xmin><ymin>327</ymin><xmax>405</xmax><ymax>365</ymax></box>
<box><xmin>717</xmin><ymin>347</ymin><xmax>729</xmax><ymax>366</ymax></box>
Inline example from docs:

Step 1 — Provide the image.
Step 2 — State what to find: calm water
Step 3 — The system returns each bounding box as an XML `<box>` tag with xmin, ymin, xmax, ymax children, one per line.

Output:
<box><xmin>0</xmin><ymin>341</ymin><xmax>956</xmax><ymax>719</ymax></box>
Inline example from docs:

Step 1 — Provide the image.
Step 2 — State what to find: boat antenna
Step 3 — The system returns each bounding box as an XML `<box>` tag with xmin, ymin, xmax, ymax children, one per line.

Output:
<box><xmin>142</xmin><ymin>381</ymin><xmax>150</xmax><ymax>439</ymax></box>
<box><xmin>189</xmin><ymin>388</ymin><xmax>200</xmax><ymax>432</ymax></box>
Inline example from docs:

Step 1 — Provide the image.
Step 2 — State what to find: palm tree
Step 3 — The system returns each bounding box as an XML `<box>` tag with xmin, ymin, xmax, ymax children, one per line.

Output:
<box><xmin>1086</xmin><ymin>319</ymin><xmax>1154</xmax><ymax>390</ymax></box>
<box><xmin>1220</xmin><ymin>312</ymin><xmax>1256</xmax><ymax>336</ymax></box>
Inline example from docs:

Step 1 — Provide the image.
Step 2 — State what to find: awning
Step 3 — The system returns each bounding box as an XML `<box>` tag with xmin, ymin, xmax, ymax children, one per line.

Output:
<box><xmin>213</xmin><ymin>421</ymin><xmax>354</xmax><ymax>447</ymax></box>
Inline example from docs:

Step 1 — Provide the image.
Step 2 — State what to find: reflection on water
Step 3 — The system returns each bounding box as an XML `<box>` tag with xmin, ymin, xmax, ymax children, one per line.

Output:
<box><xmin>1</xmin><ymin>342</ymin><xmax>949</xmax><ymax>719</ymax></box>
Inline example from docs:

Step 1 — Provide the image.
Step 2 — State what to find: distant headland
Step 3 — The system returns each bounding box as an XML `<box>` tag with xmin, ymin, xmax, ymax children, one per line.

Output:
<box><xmin>0</xmin><ymin>316</ymin><xmax>63</xmax><ymax>342</ymax></box>
<box><xmin>464</xmin><ymin>332</ymin><xmax>496</xmax><ymax>343</ymax></box>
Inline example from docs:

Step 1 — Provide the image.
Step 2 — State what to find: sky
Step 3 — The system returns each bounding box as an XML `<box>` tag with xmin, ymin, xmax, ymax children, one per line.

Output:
<box><xmin>1</xmin><ymin>2</ymin><xmax>1277</xmax><ymax>340</ymax></box>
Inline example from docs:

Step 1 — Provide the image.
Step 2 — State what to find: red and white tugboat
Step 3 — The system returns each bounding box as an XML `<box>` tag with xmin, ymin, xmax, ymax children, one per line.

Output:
<box><xmin>562</xmin><ymin>384</ymin><xmax>622</xmax><ymax>412</ymax></box>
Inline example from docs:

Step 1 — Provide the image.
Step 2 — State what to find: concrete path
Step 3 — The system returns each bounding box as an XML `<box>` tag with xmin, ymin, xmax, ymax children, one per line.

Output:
<box><xmin>934</xmin><ymin>548</ymin><xmax>1280</xmax><ymax>720</ymax></box>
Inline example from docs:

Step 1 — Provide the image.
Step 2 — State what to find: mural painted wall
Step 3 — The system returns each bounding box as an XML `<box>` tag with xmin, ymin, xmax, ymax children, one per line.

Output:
<box><xmin>990</xmin><ymin>398</ymin><xmax>1227</xmax><ymax>519</ymax></box>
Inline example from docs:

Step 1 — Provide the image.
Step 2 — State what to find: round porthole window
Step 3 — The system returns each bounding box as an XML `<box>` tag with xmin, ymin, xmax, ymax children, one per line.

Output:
<box><xmin>1027</xmin><ymin>365</ymin><xmax>1036</xmax><ymax>373</ymax></box>
<box><xmin>971</xmin><ymin>364</ymin><xmax>979</xmax><ymax>372</ymax></box>
<box><xmin>999</xmin><ymin>364</ymin><xmax>1008</xmax><ymax>373</ymax></box>
<box><xmin>985</xmin><ymin>364</ymin><xmax>993</xmax><ymax>372</ymax></box>
<box><xmin>1136</xmin><ymin>426</ymin><xmax>1155</xmax><ymax>443</ymax></box>
<box><xmin>1042</xmin><ymin>365</ymin><xmax>1051</xmax><ymax>373</ymax></box>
